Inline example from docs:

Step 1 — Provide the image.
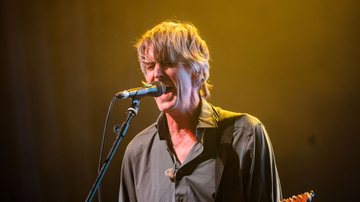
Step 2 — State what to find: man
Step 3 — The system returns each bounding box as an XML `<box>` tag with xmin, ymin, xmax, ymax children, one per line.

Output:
<box><xmin>119</xmin><ymin>21</ymin><xmax>282</xmax><ymax>202</ymax></box>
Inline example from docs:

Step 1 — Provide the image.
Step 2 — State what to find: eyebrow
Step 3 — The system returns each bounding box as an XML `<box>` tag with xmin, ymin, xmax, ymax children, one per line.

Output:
<box><xmin>142</xmin><ymin>61</ymin><xmax>155</xmax><ymax>66</ymax></box>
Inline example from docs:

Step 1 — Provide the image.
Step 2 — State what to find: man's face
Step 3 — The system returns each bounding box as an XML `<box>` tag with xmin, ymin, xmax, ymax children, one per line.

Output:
<box><xmin>142</xmin><ymin>46</ymin><xmax>198</xmax><ymax>114</ymax></box>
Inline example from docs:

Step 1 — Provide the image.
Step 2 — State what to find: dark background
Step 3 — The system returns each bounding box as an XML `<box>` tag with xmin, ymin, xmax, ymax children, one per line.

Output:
<box><xmin>1</xmin><ymin>0</ymin><xmax>359</xmax><ymax>201</ymax></box>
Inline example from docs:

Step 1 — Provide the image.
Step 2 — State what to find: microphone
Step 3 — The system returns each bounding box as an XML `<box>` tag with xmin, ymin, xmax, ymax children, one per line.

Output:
<box><xmin>115</xmin><ymin>81</ymin><xmax>169</xmax><ymax>99</ymax></box>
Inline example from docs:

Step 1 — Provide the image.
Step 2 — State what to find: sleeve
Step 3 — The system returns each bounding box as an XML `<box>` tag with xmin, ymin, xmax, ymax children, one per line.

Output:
<box><xmin>118</xmin><ymin>147</ymin><xmax>137</xmax><ymax>202</ymax></box>
<box><xmin>245</xmin><ymin>123</ymin><xmax>282</xmax><ymax>202</ymax></box>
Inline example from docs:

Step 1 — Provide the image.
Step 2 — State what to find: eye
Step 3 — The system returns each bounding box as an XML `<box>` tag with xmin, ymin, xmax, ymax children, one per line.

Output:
<box><xmin>144</xmin><ymin>62</ymin><xmax>155</xmax><ymax>71</ymax></box>
<box><xmin>160</xmin><ymin>63</ymin><xmax>173</xmax><ymax>70</ymax></box>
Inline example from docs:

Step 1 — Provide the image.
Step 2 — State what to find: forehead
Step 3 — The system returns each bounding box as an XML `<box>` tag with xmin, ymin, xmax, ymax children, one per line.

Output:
<box><xmin>139</xmin><ymin>40</ymin><xmax>182</xmax><ymax>67</ymax></box>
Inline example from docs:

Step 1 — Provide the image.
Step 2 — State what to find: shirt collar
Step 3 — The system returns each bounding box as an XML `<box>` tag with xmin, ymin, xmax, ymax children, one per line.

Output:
<box><xmin>155</xmin><ymin>113</ymin><xmax>168</xmax><ymax>140</ymax></box>
<box><xmin>197</xmin><ymin>98</ymin><xmax>218</xmax><ymax>128</ymax></box>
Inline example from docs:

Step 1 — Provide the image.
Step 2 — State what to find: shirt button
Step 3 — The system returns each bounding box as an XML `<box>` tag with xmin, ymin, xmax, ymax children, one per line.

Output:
<box><xmin>176</xmin><ymin>194</ymin><xmax>184</xmax><ymax>202</ymax></box>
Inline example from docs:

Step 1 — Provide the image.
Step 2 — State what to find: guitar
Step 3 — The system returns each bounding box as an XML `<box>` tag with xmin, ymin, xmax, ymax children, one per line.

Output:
<box><xmin>281</xmin><ymin>191</ymin><xmax>315</xmax><ymax>202</ymax></box>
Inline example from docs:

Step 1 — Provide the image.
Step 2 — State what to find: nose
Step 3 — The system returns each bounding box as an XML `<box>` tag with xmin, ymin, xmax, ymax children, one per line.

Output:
<box><xmin>154</xmin><ymin>63</ymin><xmax>164</xmax><ymax>80</ymax></box>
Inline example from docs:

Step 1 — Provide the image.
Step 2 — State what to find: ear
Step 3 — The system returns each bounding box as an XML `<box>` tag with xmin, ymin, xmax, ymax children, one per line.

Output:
<box><xmin>191</xmin><ymin>71</ymin><xmax>202</xmax><ymax>89</ymax></box>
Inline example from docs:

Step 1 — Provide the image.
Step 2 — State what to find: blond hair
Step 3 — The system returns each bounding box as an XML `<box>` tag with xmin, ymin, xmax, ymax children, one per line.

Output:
<box><xmin>135</xmin><ymin>21</ymin><xmax>212</xmax><ymax>99</ymax></box>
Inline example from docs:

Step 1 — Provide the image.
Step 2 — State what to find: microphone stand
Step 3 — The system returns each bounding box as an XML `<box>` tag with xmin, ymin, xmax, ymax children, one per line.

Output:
<box><xmin>85</xmin><ymin>98</ymin><xmax>141</xmax><ymax>202</ymax></box>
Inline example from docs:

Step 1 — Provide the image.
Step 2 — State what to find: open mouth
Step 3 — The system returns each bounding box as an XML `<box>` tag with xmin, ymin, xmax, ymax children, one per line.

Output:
<box><xmin>165</xmin><ymin>86</ymin><xmax>173</xmax><ymax>94</ymax></box>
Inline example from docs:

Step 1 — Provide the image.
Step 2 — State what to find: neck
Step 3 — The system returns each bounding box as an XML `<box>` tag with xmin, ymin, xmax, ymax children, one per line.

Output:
<box><xmin>165</xmin><ymin>111</ymin><xmax>197</xmax><ymax>135</ymax></box>
<box><xmin>165</xmin><ymin>99</ymin><xmax>201</xmax><ymax>164</ymax></box>
<box><xmin>165</xmin><ymin>96</ymin><xmax>201</xmax><ymax>134</ymax></box>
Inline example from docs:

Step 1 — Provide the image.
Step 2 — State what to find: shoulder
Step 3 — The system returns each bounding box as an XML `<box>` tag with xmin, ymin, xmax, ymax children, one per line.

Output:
<box><xmin>125</xmin><ymin>123</ymin><xmax>158</xmax><ymax>152</ymax></box>
<box><xmin>233</xmin><ymin>113</ymin><xmax>263</xmax><ymax>133</ymax></box>
<box><xmin>216</xmin><ymin>109</ymin><xmax>272</xmax><ymax>156</ymax></box>
<box><xmin>214</xmin><ymin>105</ymin><xmax>263</xmax><ymax>132</ymax></box>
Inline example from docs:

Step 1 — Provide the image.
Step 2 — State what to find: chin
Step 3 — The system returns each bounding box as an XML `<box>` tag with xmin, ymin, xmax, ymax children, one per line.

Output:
<box><xmin>156</xmin><ymin>102</ymin><xmax>175</xmax><ymax>113</ymax></box>
<box><xmin>155</xmin><ymin>97</ymin><xmax>177</xmax><ymax>113</ymax></box>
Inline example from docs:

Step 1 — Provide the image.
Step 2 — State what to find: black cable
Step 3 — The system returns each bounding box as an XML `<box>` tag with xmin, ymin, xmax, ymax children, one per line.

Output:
<box><xmin>97</xmin><ymin>95</ymin><xmax>117</xmax><ymax>202</ymax></box>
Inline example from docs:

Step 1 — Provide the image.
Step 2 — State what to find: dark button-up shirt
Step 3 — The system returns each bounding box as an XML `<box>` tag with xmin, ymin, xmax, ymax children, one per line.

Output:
<box><xmin>119</xmin><ymin>99</ymin><xmax>282</xmax><ymax>202</ymax></box>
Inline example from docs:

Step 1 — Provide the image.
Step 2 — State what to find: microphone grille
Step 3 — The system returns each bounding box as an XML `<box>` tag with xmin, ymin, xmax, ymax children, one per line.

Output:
<box><xmin>153</xmin><ymin>81</ymin><xmax>166</xmax><ymax>97</ymax></box>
